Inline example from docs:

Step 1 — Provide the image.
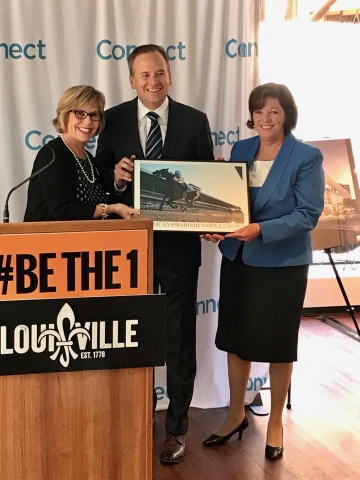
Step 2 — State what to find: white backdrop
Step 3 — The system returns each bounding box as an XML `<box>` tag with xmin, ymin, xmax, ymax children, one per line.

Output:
<box><xmin>0</xmin><ymin>0</ymin><xmax>264</xmax><ymax>409</ymax></box>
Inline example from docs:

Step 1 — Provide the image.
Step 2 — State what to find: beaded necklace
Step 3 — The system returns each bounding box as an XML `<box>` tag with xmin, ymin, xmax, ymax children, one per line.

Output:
<box><xmin>60</xmin><ymin>134</ymin><xmax>95</xmax><ymax>184</ymax></box>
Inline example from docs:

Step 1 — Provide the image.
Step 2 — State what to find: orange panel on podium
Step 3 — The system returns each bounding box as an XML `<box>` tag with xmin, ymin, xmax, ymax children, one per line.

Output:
<box><xmin>0</xmin><ymin>217</ymin><xmax>164</xmax><ymax>480</ymax></box>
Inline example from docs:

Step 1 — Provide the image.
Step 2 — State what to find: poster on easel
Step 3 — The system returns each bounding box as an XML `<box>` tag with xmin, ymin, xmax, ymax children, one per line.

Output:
<box><xmin>309</xmin><ymin>138</ymin><xmax>360</xmax><ymax>251</ymax></box>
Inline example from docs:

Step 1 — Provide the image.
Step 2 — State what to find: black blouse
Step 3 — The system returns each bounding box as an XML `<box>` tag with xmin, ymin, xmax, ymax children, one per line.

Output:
<box><xmin>24</xmin><ymin>136</ymin><xmax>108</xmax><ymax>222</ymax></box>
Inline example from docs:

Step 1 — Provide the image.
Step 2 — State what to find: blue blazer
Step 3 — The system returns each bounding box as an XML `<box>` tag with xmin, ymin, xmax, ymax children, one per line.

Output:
<box><xmin>219</xmin><ymin>133</ymin><xmax>325</xmax><ymax>267</ymax></box>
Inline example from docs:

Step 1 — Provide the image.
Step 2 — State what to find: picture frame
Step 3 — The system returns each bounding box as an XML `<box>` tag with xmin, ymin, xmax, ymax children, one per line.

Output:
<box><xmin>133</xmin><ymin>159</ymin><xmax>250</xmax><ymax>232</ymax></box>
<box><xmin>308</xmin><ymin>138</ymin><xmax>360</xmax><ymax>251</ymax></box>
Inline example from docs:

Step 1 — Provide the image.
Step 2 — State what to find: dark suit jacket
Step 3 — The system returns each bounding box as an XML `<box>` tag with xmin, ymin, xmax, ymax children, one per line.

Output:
<box><xmin>96</xmin><ymin>96</ymin><xmax>214</xmax><ymax>267</ymax></box>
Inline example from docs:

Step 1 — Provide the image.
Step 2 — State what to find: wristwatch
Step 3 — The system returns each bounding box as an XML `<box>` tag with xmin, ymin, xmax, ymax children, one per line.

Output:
<box><xmin>99</xmin><ymin>203</ymin><xmax>108</xmax><ymax>220</ymax></box>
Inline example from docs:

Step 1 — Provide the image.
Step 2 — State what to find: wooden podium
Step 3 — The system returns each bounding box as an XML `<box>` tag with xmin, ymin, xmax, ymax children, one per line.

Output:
<box><xmin>0</xmin><ymin>217</ymin><xmax>162</xmax><ymax>480</ymax></box>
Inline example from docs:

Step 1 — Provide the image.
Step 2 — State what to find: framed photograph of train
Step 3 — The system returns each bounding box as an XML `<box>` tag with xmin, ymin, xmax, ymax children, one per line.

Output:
<box><xmin>133</xmin><ymin>159</ymin><xmax>250</xmax><ymax>232</ymax></box>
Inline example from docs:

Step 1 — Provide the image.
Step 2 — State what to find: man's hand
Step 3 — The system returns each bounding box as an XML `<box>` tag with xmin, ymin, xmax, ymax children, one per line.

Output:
<box><xmin>114</xmin><ymin>155</ymin><xmax>135</xmax><ymax>188</ymax></box>
<box><xmin>225</xmin><ymin>223</ymin><xmax>261</xmax><ymax>242</ymax></box>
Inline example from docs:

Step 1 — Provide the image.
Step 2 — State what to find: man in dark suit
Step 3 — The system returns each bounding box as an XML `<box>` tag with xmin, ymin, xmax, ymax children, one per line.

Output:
<box><xmin>95</xmin><ymin>44</ymin><xmax>214</xmax><ymax>464</ymax></box>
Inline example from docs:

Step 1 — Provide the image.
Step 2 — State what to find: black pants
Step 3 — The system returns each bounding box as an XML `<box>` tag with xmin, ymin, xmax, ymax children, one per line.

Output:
<box><xmin>154</xmin><ymin>261</ymin><xmax>199</xmax><ymax>436</ymax></box>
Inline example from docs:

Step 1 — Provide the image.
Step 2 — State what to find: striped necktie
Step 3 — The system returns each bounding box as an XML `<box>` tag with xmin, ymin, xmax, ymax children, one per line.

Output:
<box><xmin>145</xmin><ymin>112</ymin><xmax>162</xmax><ymax>159</ymax></box>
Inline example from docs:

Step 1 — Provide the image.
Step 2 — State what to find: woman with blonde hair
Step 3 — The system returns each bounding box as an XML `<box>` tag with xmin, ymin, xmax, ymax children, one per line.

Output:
<box><xmin>24</xmin><ymin>85</ymin><xmax>137</xmax><ymax>221</ymax></box>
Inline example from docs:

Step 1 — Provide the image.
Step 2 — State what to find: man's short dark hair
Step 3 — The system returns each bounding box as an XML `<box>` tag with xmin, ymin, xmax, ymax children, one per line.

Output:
<box><xmin>128</xmin><ymin>44</ymin><xmax>171</xmax><ymax>76</ymax></box>
<box><xmin>247</xmin><ymin>83</ymin><xmax>298</xmax><ymax>135</ymax></box>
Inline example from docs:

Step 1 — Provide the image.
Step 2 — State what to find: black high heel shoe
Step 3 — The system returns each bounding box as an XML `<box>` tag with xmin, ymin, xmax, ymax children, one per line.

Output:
<box><xmin>202</xmin><ymin>415</ymin><xmax>249</xmax><ymax>447</ymax></box>
<box><xmin>265</xmin><ymin>428</ymin><xmax>283</xmax><ymax>460</ymax></box>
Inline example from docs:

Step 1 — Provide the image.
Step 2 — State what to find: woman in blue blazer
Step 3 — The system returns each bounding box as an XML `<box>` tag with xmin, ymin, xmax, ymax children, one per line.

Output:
<box><xmin>202</xmin><ymin>84</ymin><xmax>324</xmax><ymax>459</ymax></box>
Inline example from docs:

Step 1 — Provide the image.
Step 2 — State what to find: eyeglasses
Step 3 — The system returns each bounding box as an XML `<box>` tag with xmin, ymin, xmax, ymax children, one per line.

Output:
<box><xmin>70</xmin><ymin>110</ymin><xmax>103</xmax><ymax>121</ymax></box>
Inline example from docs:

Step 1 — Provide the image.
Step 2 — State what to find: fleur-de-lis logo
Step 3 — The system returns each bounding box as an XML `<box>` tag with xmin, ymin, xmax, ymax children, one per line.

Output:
<box><xmin>38</xmin><ymin>303</ymin><xmax>90</xmax><ymax>367</ymax></box>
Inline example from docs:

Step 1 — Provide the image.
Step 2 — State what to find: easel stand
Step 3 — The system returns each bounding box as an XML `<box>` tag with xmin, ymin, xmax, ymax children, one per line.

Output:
<box><xmin>324</xmin><ymin>248</ymin><xmax>360</xmax><ymax>338</ymax></box>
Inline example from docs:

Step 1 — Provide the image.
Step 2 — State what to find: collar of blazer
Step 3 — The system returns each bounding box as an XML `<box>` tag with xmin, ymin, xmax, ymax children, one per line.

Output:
<box><xmin>160</xmin><ymin>96</ymin><xmax>185</xmax><ymax>159</ymax></box>
<box><xmin>248</xmin><ymin>133</ymin><xmax>297</xmax><ymax>214</ymax></box>
<box><xmin>117</xmin><ymin>98</ymin><xmax>145</xmax><ymax>158</ymax></box>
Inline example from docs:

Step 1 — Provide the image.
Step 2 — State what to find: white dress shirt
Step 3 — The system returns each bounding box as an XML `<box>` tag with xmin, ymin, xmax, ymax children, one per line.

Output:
<box><xmin>137</xmin><ymin>96</ymin><xmax>169</xmax><ymax>154</ymax></box>
<box><xmin>114</xmin><ymin>97</ymin><xmax>169</xmax><ymax>193</ymax></box>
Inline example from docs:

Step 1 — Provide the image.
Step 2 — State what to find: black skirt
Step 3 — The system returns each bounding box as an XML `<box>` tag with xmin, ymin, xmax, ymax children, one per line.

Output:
<box><xmin>215</xmin><ymin>249</ymin><xmax>309</xmax><ymax>363</ymax></box>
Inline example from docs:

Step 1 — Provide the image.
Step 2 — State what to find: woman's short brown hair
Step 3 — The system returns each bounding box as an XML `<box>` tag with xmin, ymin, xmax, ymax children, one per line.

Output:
<box><xmin>246</xmin><ymin>83</ymin><xmax>298</xmax><ymax>135</ymax></box>
<box><xmin>52</xmin><ymin>85</ymin><xmax>106</xmax><ymax>135</ymax></box>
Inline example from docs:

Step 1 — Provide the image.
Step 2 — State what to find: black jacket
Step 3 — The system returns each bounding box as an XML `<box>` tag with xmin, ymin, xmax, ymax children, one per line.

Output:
<box><xmin>24</xmin><ymin>137</ymin><xmax>111</xmax><ymax>222</ymax></box>
<box><xmin>95</xmin><ymin>96</ymin><xmax>214</xmax><ymax>267</ymax></box>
